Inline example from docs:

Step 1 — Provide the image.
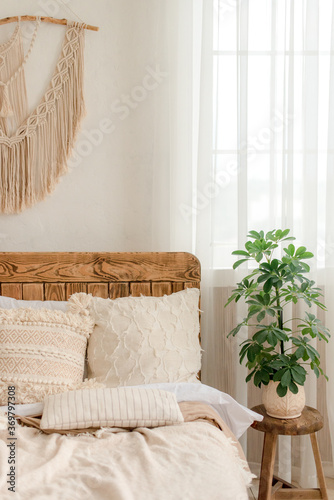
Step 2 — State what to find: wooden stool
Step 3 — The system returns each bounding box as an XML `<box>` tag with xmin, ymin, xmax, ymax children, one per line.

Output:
<box><xmin>251</xmin><ymin>405</ymin><xmax>328</xmax><ymax>500</ymax></box>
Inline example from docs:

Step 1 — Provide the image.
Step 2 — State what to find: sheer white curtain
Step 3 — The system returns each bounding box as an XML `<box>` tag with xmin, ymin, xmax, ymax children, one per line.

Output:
<box><xmin>149</xmin><ymin>0</ymin><xmax>334</xmax><ymax>481</ymax></box>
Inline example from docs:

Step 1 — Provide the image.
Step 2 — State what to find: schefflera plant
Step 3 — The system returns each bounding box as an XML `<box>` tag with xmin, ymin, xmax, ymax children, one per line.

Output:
<box><xmin>225</xmin><ymin>229</ymin><xmax>330</xmax><ymax>397</ymax></box>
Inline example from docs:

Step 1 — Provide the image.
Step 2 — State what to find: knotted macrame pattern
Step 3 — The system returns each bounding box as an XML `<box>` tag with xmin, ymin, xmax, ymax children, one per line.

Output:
<box><xmin>0</xmin><ymin>21</ymin><xmax>86</xmax><ymax>213</ymax></box>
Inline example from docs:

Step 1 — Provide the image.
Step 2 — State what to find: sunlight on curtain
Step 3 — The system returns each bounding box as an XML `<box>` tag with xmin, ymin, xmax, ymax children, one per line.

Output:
<box><xmin>201</xmin><ymin>0</ymin><xmax>334</xmax><ymax>483</ymax></box>
<box><xmin>150</xmin><ymin>0</ymin><xmax>334</xmax><ymax>482</ymax></box>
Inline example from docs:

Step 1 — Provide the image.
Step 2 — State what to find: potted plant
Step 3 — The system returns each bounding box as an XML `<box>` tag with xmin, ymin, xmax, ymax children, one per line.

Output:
<box><xmin>225</xmin><ymin>229</ymin><xmax>330</xmax><ymax>418</ymax></box>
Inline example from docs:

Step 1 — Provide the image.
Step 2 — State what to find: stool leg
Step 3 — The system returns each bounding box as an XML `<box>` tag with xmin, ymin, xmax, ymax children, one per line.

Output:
<box><xmin>258</xmin><ymin>432</ymin><xmax>277</xmax><ymax>500</ymax></box>
<box><xmin>310</xmin><ymin>433</ymin><xmax>328</xmax><ymax>500</ymax></box>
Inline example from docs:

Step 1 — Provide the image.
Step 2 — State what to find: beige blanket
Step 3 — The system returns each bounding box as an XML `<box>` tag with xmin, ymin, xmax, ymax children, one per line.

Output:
<box><xmin>0</xmin><ymin>402</ymin><xmax>254</xmax><ymax>500</ymax></box>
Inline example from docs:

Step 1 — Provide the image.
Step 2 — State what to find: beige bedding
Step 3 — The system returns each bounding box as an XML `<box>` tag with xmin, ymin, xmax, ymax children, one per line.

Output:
<box><xmin>0</xmin><ymin>402</ymin><xmax>254</xmax><ymax>500</ymax></box>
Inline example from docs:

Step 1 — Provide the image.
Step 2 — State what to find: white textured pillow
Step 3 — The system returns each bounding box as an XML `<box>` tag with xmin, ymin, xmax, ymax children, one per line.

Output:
<box><xmin>0</xmin><ymin>295</ymin><xmax>67</xmax><ymax>311</ymax></box>
<box><xmin>68</xmin><ymin>288</ymin><xmax>201</xmax><ymax>387</ymax></box>
<box><xmin>0</xmin><ymin>308</ymin><xmax>94</xmax><ymax>404</ymax></box>
<box><xmin>40</xmin><ymin>387</ymin><xmax>184</xmax><ymax>430</ymax></box>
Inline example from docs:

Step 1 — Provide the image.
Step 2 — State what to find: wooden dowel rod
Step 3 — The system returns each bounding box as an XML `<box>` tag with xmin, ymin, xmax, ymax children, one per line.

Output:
<box><xmin>0</xmin><ymin>15</ymin><xmax>99</xmax><ymax>31</ymax></box>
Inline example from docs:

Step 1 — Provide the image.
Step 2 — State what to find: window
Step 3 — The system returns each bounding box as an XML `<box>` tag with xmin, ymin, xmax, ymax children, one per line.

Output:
<box><xmin>211</xmin><ymin>0</ymin><xmax>333</xmax><ymax>269</ymax></box>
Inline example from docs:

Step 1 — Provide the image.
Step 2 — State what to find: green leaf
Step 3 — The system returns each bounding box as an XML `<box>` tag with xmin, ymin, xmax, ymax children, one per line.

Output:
<box><xmin>277</xmin><ymin>383</ymin><xmax>288</xmax><ymax>397</ymax></box>
<box><xmin>295</xmin><ymin>246</ymin><xmax>306</xmax><ymax>256</ymax></box>
<box><xmin>227</xmin><ymin>323</ymin><xmax>243</xmax><ymax>338</ymax></box>
<box><xmin>253</xmin><ymin>331</ymin><xmax>268</xmax><ymax>345</ymax></box>
<box><xmin>281</xmin><ymin>369</ymin><xmax>292</xmax><ymax>387</ymax></box>
<box><xmin>267</xmin><ymin>332</ymin><xmax>277</xmax><ymax>347</ymax></box>
<box><xmin>294</xmin><ymin>346</ymin><xmax>305</xmax><ymax>360</ymax></box>
<box><xmin>289</xmin><ymin>381</ymin><xmax>299</xmax><ymax>394</ymax></box>
<box><xmin>254</xmin><ymin>371</ymin><xmax>263</xmax><ymax>387</ymax></box>
<box><xmin>257</xmin><ymin>310</ymin><xmax>266</xmax><ymax>323</ymax></box>
<box><xmin>232</xmin><ymin>250</ymin><xmax>250</xmax><ymax>257</ymax></box>
<box><xmin>233</xmin><ymin>259</ymin><xmax>249</xmax><ymax>270</ymax></box>
<box><xmin>263</xmin><ymin>293</ymin><xmax>270</xmax><ymax>305</ymax></box>
<box><xmin>247</xmin><ymin>346</ymin><xmax>257</xmax><ymax>363</ymax></box>
<box><xmin>258</xmin><ymin>274</ymin><xmax>270</xmax><ymax>283</ymax></box>
<box><xmin>248</xmin><ymin>230</ymin><xmax>262</xmax><ymax>240</ymax></box>
<box><xmin>273</xmin><ymin>368</ymin><xmax>287</xmax><ymax>382</ymax></box>
<box><xmin>299</xmin><ymin>252</ymin><xmax>314</xmax><ymax>259</ymax></box>
<box><xmin>266</xmin><ymin>230</ymin><xmax>276</xmax><ymax>240</ymax></box>
<box><xmin>271</xmin><ymin>259</ymin><xmax>279</xmax><ymax>269</ymax></box>
<box><xmin>291</xmin><ymin>366</ymin><xmax>306</xmax><ymax>385</ymax></box>
<box><xmin>255</xmin><ymin>294</ymin><xmax>265</xmax><ymax>305</ymax></box>
<box><xmin>261</xmin><ymin>370</ymin><xmax>270</xmax><ymax>384</ymax></box>
<box><xmin>260</xmin><ymin>262</ymin><xmax>272</xmax><ymax>272</ymax></box>
<box><xmin>299</xmin><ymin>262</ymin><xmax>311</xmax><ymax>272</ymax></box>
<box><xmin>245</xmin><ymin>369</ymin><xmax>256</xmax><ymax>383</ymax></box>
<box><xmin>255</xmin><ymin>252</ymin><xmax>263</xmax><ymax>262</ymax></box>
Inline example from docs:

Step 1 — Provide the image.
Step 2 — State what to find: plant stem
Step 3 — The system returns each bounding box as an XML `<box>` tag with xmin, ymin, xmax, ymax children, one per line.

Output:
<box><xmin>275</xmin><ymin>287</ymin><xmax>284</xmax><ymax>354</ymax></box>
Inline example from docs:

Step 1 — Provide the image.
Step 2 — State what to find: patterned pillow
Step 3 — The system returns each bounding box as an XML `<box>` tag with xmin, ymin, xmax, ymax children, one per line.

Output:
<box><xmin>0</xmin><ymin>308</ymin><xmax>94</xmax><ymax>404</ymax></box>
<box><xmin>68</xmin><ymin>288</ymin><xmax>201</xmax><ymax>387</ymax></box>
<box><xmin>40</xmin><ymin>387</ymin><xmax>184</xmax><ymax>430</ymax></box>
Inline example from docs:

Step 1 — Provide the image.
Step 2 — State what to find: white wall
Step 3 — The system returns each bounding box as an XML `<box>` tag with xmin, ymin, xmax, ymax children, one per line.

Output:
<box><xmin>0</xmin><ymin>0</ymin><xmax>167</xmax><ymax>251</ymax></box>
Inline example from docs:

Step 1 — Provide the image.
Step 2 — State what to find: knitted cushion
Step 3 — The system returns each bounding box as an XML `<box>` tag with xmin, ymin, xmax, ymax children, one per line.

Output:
<box><xmin>0</xmin><ymin>308</ymin><xmax>94</xmax><ymax>404</ymax></box>
<box><xmin>68</xmin><ymin>289</ymin><xmax>201</xmax><ymax>387</ymax></box>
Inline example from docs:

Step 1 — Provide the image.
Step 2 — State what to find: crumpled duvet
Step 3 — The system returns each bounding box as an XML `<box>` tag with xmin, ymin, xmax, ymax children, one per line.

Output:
<box><xmin>0</xmin><ymin>402</ymin><xmax>255</xmax><ymax>500</ymax></box>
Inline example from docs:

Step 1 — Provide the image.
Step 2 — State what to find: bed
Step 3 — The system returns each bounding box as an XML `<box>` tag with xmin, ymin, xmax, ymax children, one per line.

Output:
<box><xmin>0</xmin><ymin>251</ymin><xmax>261</xmax><ymax>500</ymax></box>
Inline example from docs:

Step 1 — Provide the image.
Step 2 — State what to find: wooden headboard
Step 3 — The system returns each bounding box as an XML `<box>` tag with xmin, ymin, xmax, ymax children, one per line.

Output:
<box><xmin>0</xmin><ymin>252</ymin><xmax>201</xmax><ymax>301</ymax></box>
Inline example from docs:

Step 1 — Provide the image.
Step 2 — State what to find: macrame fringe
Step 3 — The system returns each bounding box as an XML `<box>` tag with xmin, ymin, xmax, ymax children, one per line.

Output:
<box><xmin>0</xmin><ymin>23</ymin><xmax>86</xmax><ymax>214</ymax></box>
<box><xmin>0</xmin><ymin>23</ymin><xmax>28</xmax><ymax>134</ymax></box>
<box><xmin>0</xmin><ymin>85</ymin><xmax>13</xmax><ymax>117</ymax></box>
<box><xmin>0</xmin><ymin>306</ymin><xmax>94</xmax><ymax>335</ymax></box>
<box><xmin>0</xmin><ymin>378</ymin><xmax>104</xmax><ymax>405</ymax></box>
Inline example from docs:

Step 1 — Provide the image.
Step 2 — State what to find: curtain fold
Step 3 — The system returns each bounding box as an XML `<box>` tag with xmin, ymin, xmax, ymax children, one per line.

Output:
<box><xmin>150</xmin><ymin>0</ymin><xmax>334</xmax><ymax>480</ymax></box>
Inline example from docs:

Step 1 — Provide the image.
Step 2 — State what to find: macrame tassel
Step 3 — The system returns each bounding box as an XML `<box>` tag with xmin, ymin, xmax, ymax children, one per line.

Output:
<box><xmin>0</xmin><ymin>23</ymin><xmax>86</xmax><ymax>214</ymax></box>
<box><xmin>0</xmin><ymin>24</ymin><xmax>27</xmax><ymax>134</ymax></box>
<box><xmin>0</xmin><ymin>84</ymin><xmax>13</xmax><ymax>117</ymax></box>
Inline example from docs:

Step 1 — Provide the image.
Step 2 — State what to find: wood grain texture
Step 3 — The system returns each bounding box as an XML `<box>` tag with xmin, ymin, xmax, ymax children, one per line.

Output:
<box><xmin>45</xmin><ymin>284</ymin><xmax>66</xmax><ymax>301</ymax></box>
<box><xmin>251</xmin><ymin>405</ymin><xmax>324</xmax><ymax>435</ymax></box>
<box><xmin>253</xmin><ymin>404</ymin><xmax>328</xmax><ymax>500</ymax></box>
<box><xmin>258</xmin><ymin>432</ymin><xmax>278</xmax><ymax>500</ymax></box>
<box><xmin>22</xmin><ymin>284</ymin><xmax>44</xmax><ymax>300</ymax></box>
<box><xmin>65</xmin><ymin>283</ymin><xmax>87</xmax><ymax>299</ymax></box>
<box><xmin>130</xmin><ymin>283</ymin><xmax>151</xmax><ymax>297</ymax></box>
<box><xmin>151</xmin><ymin>282</ymin><xmax>172</xmax><ymax>297</ymax></box>
<box><xmin>310</xmin><ymin>433</ymin><xmax>329</xmax><ymax>500</ymax></box>
<box><xmin>87</xmin><ymin>284</ymin><xmax>109</xmax><ymax>298</ymax></box>
<box><xmin>0</xmin><ymin>252</ymin><xmax>200</xmax><ymax>283</ymax></box>
<box><xmin>172</xmin><ymin>283</ymin><xmax>184</xmax><ymax>293</ymax></box>
<box><xmin>109</xmin><ymin>283</ymin><xmax>130</xmax><ymax>299</ymax></box>
<box><xmin>1</xmin><ymin>283</ymin><xmax>22</xmax><ymax>299</ymax></box>
<box><xmin>274</xmin><ymin>490</ymin><xmax>322</xmax><ymax>499</ymax></box>
<box><xmin>184</xmin><ymin>281</ymin><xmax>200</xmax><ymax>289</ymax></box>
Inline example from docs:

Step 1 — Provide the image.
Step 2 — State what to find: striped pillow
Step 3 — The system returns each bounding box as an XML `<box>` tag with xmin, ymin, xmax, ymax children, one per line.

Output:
<box><xmin>40</xmin><ymin>387</ymin><xmax>184</xmax><ymax>430</ymax></box>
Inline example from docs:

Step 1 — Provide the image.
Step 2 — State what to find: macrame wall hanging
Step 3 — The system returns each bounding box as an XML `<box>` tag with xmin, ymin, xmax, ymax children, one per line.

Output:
<box><xmin>0</xmin><ymin>15</ymin><xmax>99</xmax><ymax>214</ymax></box>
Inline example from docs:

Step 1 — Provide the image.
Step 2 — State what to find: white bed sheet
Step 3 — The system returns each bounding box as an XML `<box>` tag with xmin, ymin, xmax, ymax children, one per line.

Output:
<box><xmin>0</xmin><ymin>383</ymin><xmax>262</xmax><ymax>438</ymax></box>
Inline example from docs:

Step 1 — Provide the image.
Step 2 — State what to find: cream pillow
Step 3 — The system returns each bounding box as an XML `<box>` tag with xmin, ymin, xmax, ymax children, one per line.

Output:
<box><xmin>0</xmin><ymin>295</ymin><xmax>67</xmax><ymax>311</ymax></box>
<box><xmin>68</xmin><ymin>288</ymin><xmax>201</xmax><ymax>387</ymax></box>
<box><xmin>0</xmin><ymin>308</ymin><xmax>94</xmax><ymax>404</ymax></box>
<box><xmin>40</xmin><ymin>387</ymin><xmax>184</xmax><ymax>430</ymax></box>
